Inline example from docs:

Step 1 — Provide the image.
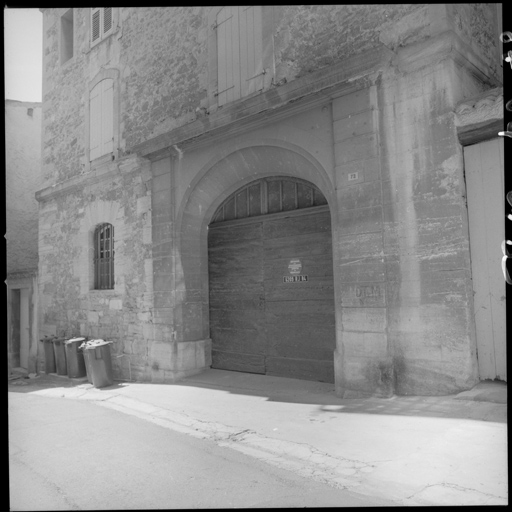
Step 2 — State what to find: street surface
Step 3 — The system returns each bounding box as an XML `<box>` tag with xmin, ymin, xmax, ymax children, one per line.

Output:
<box><xmin>9</xmin><ymin>390</ymin><xmax>395</xmax><ymax>510</ymax></box>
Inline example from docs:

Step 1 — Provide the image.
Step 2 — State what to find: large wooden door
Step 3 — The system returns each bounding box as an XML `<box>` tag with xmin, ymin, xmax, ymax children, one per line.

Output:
<box><xmin>464</xmin><ymin>138</ymin><xmax>506</xmax><ymax>381</ymax></box>
<box><xmin>208</xmin><ymin>178</ymin><xmax>335</xmax><ymax>383</ymax></box>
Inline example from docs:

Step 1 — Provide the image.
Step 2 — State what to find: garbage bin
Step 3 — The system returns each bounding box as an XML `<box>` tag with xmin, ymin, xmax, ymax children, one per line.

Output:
<box><xmin>40</xmin><ymin>336</ymin><xmax>56</xmax><ymax>374</ymax></box>
<box><xmin>80</xmin><ymin>341</ymin><xmax>93</xmax><ymax>383</ymax></box>
<box><xmin>65</xmin><ymin>337</ymin><xmax>87</xmax><ymax>378</ymax></box>
<box><xmin>52</xmin><ymin>337</ymin><xmax>68</xmax><ymax>375</ymax></box>
<box><xmin>82</xmin><ymin>340</ymin><xmax>113</xmax><ymax>388</ymax></box>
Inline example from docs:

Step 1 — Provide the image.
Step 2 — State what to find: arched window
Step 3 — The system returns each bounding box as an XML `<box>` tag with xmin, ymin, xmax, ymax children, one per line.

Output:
<box><xmin>94</xmin><ymin>223</ymin><xmax>114</xmax><ymax>289</ymax></box>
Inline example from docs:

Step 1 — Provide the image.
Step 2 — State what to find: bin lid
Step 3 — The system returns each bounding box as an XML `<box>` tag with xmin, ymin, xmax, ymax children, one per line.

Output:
<box><xmin>82</xmin><ymin>339</ymin><xmax>112</xmax><ymax>349</ymax></box>
<box><xmin>65</xmin><ymin>337</ymin><xmax>86</xmax><ymax>344</ymax></box>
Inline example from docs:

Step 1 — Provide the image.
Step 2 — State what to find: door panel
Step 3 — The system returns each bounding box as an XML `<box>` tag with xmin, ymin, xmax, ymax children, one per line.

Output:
<box><xmin>208</xmin><ymin>208</ymin><xmax>335</xmax><ymax>382</ymax></box>
<box><xmin>464</xmin><ymin>138</ymin><xmax>506</xmax><ymax>381</ymax></box>
<box><xmin>208</xmin><ymin>221</ymin><xmax>266</xmax><ymax>373</ymax></box>
<box><xmin>20</xmin><ymin>288</ymin><xmax>30</xmax><ymax>370</ymax></box>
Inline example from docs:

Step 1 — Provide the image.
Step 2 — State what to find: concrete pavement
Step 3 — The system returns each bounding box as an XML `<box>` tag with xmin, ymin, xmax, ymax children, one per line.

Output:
<box><xmin>9</xmin><ymin>368</ymin><xmax>508</xmax><ymax>506</ymax></box>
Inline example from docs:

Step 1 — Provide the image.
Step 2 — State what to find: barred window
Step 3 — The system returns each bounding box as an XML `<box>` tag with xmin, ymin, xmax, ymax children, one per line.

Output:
<box><xmin>94</xmin><ymin>223</ymin><xmax>114</xmax><ymax>289</ymax></box>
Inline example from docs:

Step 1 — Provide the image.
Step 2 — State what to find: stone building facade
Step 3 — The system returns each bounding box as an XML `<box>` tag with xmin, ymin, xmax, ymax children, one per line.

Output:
<box><xmin>37</xmin><ymin>5</ymin><xmax>505</xmax><ymax>396</ymax></box>
<box><xmin>6</xmin><ymin>100</ymin><xmax>42</xmax><ymax>373</ymax></box>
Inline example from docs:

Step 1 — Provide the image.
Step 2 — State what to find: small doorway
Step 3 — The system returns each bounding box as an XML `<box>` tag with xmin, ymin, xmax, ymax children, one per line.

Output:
<box><xmin>208</xmin><ymin>177</ymin><xmax>336</xmax><ymax>383</ymax></box>
<box><xmin>11</xmin><ymin>288</ymin><xmax>30</xmax><ymax>370</ymax></box>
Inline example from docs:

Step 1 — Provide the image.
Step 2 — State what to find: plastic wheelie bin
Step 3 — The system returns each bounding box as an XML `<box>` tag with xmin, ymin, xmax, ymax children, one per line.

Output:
<box><xmin>40</xmin><ymin>336</ymin><xmax>56</xmax><ymax>374</ymax></box>
<box><xmin>64</xmin><ymin>337</ymin><xmax>87</xmax><ymax>378</ymax></box>
<box><xmin>82</xmin><ymin>340</ymin><xmax>113</xmax><ymax>388</ymax></box>
<box><xmin>80</xmin><ymin>341</ymin><xmax>93</xmax><ymax>383</ymax></box>
<box><xmin>52</xmin><ymin>337</ymin><xmax>68</xmax><ymax>375</ymax></box>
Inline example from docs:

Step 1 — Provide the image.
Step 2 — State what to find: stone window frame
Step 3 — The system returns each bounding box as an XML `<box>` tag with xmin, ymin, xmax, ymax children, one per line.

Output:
<box><xmin>93</xmin><ymin>222</ymin><xmax>115</xmax><ymax>290</ymax></box>
<box><xmin>206</xmin><ymin>6</ymin><xmax>275</xmax><ymax>113</ymax></box>
<box><xmin>80</xmin><ymin>200</ymin><xmax>126</xmax><ymax>296</ymax></box>
<box><xmin>85</xmin><ymin>68</ymin><xmax>120</xmax><ymax>169</ymax></box>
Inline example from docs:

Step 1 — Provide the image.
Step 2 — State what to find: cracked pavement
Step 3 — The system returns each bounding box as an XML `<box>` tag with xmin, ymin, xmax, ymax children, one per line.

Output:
<box><xmin>10</xmin><ymin>369</ymin><xmax>508</xmax><ymax>506</ymax></box>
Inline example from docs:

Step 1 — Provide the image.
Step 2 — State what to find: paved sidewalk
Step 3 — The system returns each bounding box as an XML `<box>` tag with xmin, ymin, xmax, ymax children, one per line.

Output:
<box><xmin>9</xmin><ymin>368</ymin><xmax>508</xmax><ymax>506</ymax></box>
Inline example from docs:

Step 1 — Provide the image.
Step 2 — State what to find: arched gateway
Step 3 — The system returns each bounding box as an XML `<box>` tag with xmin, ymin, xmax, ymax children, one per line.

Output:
<box><xmin>175</xmin><ymin>144</ymin><xmax>337</xmax><ymax>383</ymax></box>
<box><xmin>208</xmin><ymin>176</ymin><xmax>336</xmax><ymax>382</ymax></box>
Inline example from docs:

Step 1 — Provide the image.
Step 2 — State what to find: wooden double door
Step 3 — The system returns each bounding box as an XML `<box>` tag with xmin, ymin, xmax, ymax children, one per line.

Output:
<box><xmin>208</xmin><ymin>206</ymin><xmax>335</xmax><ymax>383</ymax></box>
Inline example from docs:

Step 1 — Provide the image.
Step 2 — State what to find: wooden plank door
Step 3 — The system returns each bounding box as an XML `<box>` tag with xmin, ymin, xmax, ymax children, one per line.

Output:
<box><xmin>263</xmin><ymin>210</ymin><xmax>335</xmax><ymax>382</ymax></box>
<box><xmin>208</xmin><ymin>208</ymin><xmax>335</xmax><ymax>382</ymax></box>
<box><xmin>464</xmin><ymin>138</ymin><xmax>506</xmax><ymax>381</ymax></box>
<box><xmin>208</xmin><ymin>221</ymin><xmax>266</xmax><ymax>373</ymax></box>
<box><xmin>20</xmin><ymin>288</ymin><xmax>30</xmax><ymax>370</ymax></box>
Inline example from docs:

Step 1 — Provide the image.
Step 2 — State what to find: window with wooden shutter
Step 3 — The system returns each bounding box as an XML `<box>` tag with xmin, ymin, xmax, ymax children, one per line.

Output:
<box><xmin>216</xmin><ymin>6</ymin><xmax>264</xmax><ymax>106</ymax></box>
<box><xmin>89</xmin><ymin>78</ymin><xmax>114</xmax><ymax>161</ymax></box>
<box><xmin>91</xmin><ymin>7</ymin><xmax>113</xmax><ymax>45</ymax></box>
<box><xmin>91</xmin><ymin>8</ymin><xmax>101</xmax><ymax>43</ymax></box>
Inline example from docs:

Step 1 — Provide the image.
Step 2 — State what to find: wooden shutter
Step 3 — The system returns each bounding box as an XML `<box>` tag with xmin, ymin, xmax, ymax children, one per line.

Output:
<box><xmin>91</xmin><ymin>8</ymin><xmax>101</xmax><ymax>42</ymax></box>
<box><xmin>101</xmin><ymin>78</ymin><xmax>114</xmax><ymax>155</ymax></box>
<box><xmin>89</xmin><ymin>82</ymin><xmax>101</xmax><ymax>160</ymax></box>
<box><xmin>217</xmin><ymin>6</ymin><xmax>263</xmax><ymax>106</ymax></box>
<box><xmin>216</xmin><ymin>6</ymin><xmax>240</xmax><ymax>106</ymax></box>
<box><xmin>103</xmin><ymin>8</ymin><xmax>113</xmax><ymax>35</ymax></box>
<box><xmin>240</xmin><ymin>6</ymin><xmax>263</xmax><ymax>97</ymax></box>
<box><xmin>89</xmin><ymin>78</ymin><xmax>114</xmax><ymax>161</ymax></box>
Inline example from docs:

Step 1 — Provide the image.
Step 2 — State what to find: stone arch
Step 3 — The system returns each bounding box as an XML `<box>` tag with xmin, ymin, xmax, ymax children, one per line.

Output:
<box><xmin>174</xmin><ymin>142</ymin><xmax>335</xmax><ymax>343</ymax></box>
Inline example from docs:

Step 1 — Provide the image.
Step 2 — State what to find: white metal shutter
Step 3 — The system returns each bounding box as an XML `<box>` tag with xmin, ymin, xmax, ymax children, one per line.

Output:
<box><xmin>89</xmin><ymin>78</ymin><xmax>114</xmax><ymax>161</ymax></box>
<box><xmin>91</xmin><ymin>8</ymin><xmax>101</xmax><ymax>42</ymax></box>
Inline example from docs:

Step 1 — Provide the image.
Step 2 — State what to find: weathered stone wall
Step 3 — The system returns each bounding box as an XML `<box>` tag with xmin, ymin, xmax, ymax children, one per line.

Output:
<box><xmin>449</xmin><ymin>3</ymin><xmax>501</xmax><ymax>81</ymax></box>
<box><xmin>37</xmin><ymin>156</ymin><xmax>153</xmax><ymax>380</ymax></box>
<box><xmin>6</xmin><ymin>100</ymin><xmax>42</xmax><ymax>275</ymax></box>
<box><xmin>272</xmin><ymin>4</ymin><xmax>425</xmax><ymax>81</ymax></box>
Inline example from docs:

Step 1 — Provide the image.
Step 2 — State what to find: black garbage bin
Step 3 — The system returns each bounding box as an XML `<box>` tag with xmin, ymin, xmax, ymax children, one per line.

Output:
<box><xmin>65</xmin><ymin>337</ymin><xmax>87</xmax><ymax>378</ymax></box>
<box><xmin>52</xmin><ymin>337</ymin><xmax>68</xmax><ymax>375</ymax></box>
<box><xmin>82</xmin><ymin>340</ymin><xmax>113</xmax><ymax>388</ymax></box>
<box><xmin>40</xmin><ymin>337</ymin><xmax>56</xmax><ymax>374</ymax></box>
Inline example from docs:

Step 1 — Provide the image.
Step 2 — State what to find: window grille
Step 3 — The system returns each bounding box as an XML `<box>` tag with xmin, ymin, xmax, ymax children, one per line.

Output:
<box><xmin>94</xmin><ymin>223</ymin><xmax>114</xmax><ymax>289</ymax></box>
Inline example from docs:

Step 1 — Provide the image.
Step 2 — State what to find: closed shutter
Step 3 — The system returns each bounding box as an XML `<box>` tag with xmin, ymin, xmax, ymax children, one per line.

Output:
<box><xmin>91</xmin><ymin>8</ymin><xmax>101</xmax><ymax>42</ymax></box>
<box><xmin>217</xmin><ymin>6</ymin><xmax>264</xmax><ymax>106</ymax></box>
<box><xmin>240</xmin><ymin>6</ymin><xmax>263</xmax><ymax>97</ymax></box>
<box><xmin>101</xmin><ymin>78</ymin><xmax>114</xmax><ymax>155</ymax></box>
<box><xmin>216</xmin><ymin>7</ymin><xmax>240</xmax><ymax>106</ymax></box>
<box><xmin>89</xmin><ymin>78</ymin><xmax>114</xmax><ymax>161</ymax></box>
<box><xmin>89</xmin><ymin>82</ymin><xmax>101</xmax><ymax>161</ymax></box>
<box><xmin>103</xmin><ymin>7</ymin><xmax>113</xmax><ymax>35</ymax></box>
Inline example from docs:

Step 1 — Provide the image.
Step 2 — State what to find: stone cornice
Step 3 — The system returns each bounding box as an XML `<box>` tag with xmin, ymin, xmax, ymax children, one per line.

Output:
<box><xmin>35</xmin><ymin>154</ymin><xmax>149</xmax><ymax>202</ymax></box>
<box><xmin>454</xmin><ymin>87</ymin><xmax>504</xmax><ymax>146</ymax></box>
<box><xmin>131</xmin><ymin>44</ymin><xmax>396</xmax><ymax>159</ymax></box>
<box><xmin>131</xmin><ymin>30</ymin><xmax>501</xmax><ymax>160</ymax></box>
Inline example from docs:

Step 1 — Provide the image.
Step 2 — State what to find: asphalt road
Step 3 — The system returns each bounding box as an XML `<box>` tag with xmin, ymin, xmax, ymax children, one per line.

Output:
<box><xmin>9</xmin><ymin>390</ymin><xmax>393</xmax><ymax>510</ymax></box>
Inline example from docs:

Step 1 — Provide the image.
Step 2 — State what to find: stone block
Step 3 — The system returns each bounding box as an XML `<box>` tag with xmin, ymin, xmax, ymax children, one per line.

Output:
<box><xmin>335</xmin><ymin>133</ymin><xmax>379</xmax><ymax>165</ymax></box>
<box><xmin>342</xmin><ymin>307</ymin><xmax>387</xmax><ymax>333</ymax></box>
<box><xmin>336</xmin><ymin>206</ymin><xmax>383</xmax><ymax>236</ymax></box>
<box><xmin>333</xmin><ymin>109</ymin><xmax>374</xmax><ymax>142</ymax></box>
<box><xmin>336</xmin><ymin>180</ymin><xmax>383</xmax><ymax>211</ymax></box>
<box><xmin>332</xmin><ymin>89</ymin><xmax>371</xmax><ymax>121</ymax></box>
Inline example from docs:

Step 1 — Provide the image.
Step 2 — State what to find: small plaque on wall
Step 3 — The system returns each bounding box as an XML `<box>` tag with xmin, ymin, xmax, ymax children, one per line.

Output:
<box><xmin>283</xmin><ymin>275</ymin><xmax>308</xmax><ymax>283</ymax></box>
